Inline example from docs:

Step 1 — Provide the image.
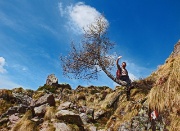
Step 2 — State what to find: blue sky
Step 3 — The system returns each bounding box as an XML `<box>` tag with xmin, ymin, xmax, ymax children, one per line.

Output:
<box><xmin>0</xmin><ymin>0</ymin><xmax>180</xmax><ymax>90</ymax></box>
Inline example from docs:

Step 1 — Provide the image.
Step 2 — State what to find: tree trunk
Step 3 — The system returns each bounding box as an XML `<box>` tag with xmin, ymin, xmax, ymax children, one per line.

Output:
<box><xmin>101</xmin><ymin>67</ymin><xmax>127</xmax><ymax>86</ymax></box>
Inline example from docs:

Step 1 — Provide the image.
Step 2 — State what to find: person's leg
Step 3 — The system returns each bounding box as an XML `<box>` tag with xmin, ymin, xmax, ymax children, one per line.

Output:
<box><xmin>116</xmin><ymin>77</ymin><xmax>127</xmax><ymax>86</ymax></box>
<box><xmin>125</xmin><ymin>77</ymin><xmax>131</xmax><ymax>101</ymax></box>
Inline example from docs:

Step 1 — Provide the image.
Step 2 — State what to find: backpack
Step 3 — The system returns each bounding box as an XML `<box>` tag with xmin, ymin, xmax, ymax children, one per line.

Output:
<box><xmin>116</xmin><ymin>68</ymin><xmax>121</xmax><ymax>79</ymax></box>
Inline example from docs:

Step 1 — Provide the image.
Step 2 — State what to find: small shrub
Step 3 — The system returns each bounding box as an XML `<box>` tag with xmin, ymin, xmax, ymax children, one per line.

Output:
<box><xmin>37</xmin><ymin>85</ymin><xmax>57</xmax><ymax>93</ymax></box>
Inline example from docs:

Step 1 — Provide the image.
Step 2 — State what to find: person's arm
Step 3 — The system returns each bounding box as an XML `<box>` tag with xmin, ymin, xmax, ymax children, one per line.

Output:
<box><xmin>116</xmin><ymin>56</ymin><xmax>122</xmax><ymax>67</ymax></box>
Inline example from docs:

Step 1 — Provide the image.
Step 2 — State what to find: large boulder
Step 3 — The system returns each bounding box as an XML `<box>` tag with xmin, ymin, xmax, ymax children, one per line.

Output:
<box><xmin>55</xmin><ymin>110</ymin><xmax>83</xmax><ymax>126</ymax></box>
<box><xmin>34</xmin><ymin>104</ymin><xmax>48</xmax><ymax>117</ymax></box>
<box><xmin>57</xmin><ymin>101</ymin><xmax>72</xmax><ymax>110</ymax></box>
<box><xmin>8</xmin><ymin>114</ymin><xmax>20</xmax><ymax>128</ymax></box>
<box><xmin>12</xmin><ymin>93</ymin><xmax>32</xmax><ymax>105</ymax></box>
<box><xmin>46</xmin><ymin>74</ymin><xmax>58</xmax><ymax>86</ymax></box>
<box><xmin>0</xmin><ymin>104</ymin><xmax>28</xmax><ymax>119</ymax></box>
<box><xmin>94</xmin><ymin>109</ymin><xmax>106</xmax><ymax>120</ymax></box>
<box><xmin>107</xmin><ymin>91</ymin><xmax>123</xmax><ymax>108</ymax></box>
<box><xmin>31</xmin><ymin>93</ymin><xmax>55</xmax><ymax>107</ymax></box>
<box><xmin>80</xmin><ymin>113</ymin><xmax>91</xmax><ymax>124</ymax></box>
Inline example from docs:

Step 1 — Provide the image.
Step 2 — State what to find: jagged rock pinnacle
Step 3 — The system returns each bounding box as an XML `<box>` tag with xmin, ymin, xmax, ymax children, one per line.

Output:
<box><xmin>46</xmin><ymin>74</ymin><xmax>58</xmax><ymax>86</ymax></box>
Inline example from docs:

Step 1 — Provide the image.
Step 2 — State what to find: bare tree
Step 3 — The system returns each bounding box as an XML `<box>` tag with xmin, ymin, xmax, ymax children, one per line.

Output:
<box><xmin>60</xmin><ymin>16</ymin><xmax>124</xmax><ymax>85</ymax></box>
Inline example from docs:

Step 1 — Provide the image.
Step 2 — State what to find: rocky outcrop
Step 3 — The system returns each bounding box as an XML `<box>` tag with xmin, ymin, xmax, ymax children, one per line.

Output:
<box><xmin>12</xmin><ymin>93</ymin><xmax>32</xmax><ymax>105</ymax></box>
<box><xmin>34</xmin><ymin>104</ymin><xmax>49</xmax><ymax>117</ymax></box>
<box><xmin>46</xmin><ymin>74</ymin><xmax>58</xmax><ymax>86</ymax></box>
<box><xmin>55</xmin><ymin>110</ymin><xmax>83</xmax><ymax>126</ymax></box>
<box><xmin>57</xmin><ymin>101</ymin><xmax>72</xmax><ymax>110</ymax></box>
<box><xmin>172</xmin><ymin>39</ymin><xmax>180</xmax><ymax>57</ymax></box>
<box><xmin>30</xmin><ymin>93</ymin><xmax>55</xmax><ymax>107</ymax></box>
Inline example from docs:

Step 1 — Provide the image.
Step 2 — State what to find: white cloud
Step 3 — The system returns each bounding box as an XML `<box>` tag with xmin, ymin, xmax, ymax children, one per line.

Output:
<box><xmin>125</xmin><ymin>60</ymin><xmax>154</xmax><ymax>80</ymax></box>
<box><xmin>58</xmin><ymin>2</ymin><xmax>65</xmax><ymax>17</ymax></box>
<box><xmin>39</xmin><ymin>24</ymin><xmax>59</xmax><ymax>36</ymax></box>
<box><xmin>0</xmin><ymin>57</ymin><xmax>6</xmax><ymax>73</ymax></box>
<box><xmin>59</xmin><ymin>2</ymin><xmax>108</xmax><ymax>34</ymax></box>
<box><xmin>129</xmin><ymin>73</ymin><xmax>138</xmax><ymax>81</ymax></box>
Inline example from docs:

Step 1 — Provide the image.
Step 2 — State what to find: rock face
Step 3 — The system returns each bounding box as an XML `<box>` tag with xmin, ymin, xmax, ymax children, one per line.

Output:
<box><xmin>34</xmin><ymin>104</ymin><xmax>48</xmax><ymax>117</ymax></box>
<box><xmin>172</xmin><ymin>39</ymin><xmax>180</xmax><ymax>57</ymax></box>
<box><xmin>31</xmin><ymin>93</ymin><xmax>55</xmax><ymax>107</ymax></box>
<box><xmin>46</xmin><ymin>74</ymin><xmax>58</xmax><ymax>86</ymax></box>
<box><xmin>55</xmin><ymin>110</ymin><xmax>83</xmax><ymax>126</ymax></box>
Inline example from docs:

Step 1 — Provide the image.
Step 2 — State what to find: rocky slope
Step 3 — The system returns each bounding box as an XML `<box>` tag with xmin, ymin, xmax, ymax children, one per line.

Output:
<box><xmin>0</xmin><ymin>40</ymin><xmax>180</xmax><ymax>131</ymax></box>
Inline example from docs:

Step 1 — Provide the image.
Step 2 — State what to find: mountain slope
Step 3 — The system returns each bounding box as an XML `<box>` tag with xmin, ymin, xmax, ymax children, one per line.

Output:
<box><xmin>0</xmin><ymin>40</ymin><xmax>179</xmax><ymax>131</ymax></box>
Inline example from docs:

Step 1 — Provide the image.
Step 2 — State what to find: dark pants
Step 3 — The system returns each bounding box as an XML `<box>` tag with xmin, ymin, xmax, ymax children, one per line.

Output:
<box><xmin>119</xmin><ymin>75</ymin><xmax>131</xmax><ymax>101</ymax></box>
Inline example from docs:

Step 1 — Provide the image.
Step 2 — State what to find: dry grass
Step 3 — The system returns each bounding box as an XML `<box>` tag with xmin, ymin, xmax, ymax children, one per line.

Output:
<box><xmin>148</xmin><ymin>56</ymin><xmax>180</xmax><ymax>113</ymax></box>
<box><xmin>45</xmin><ymin>125</ymin><xmax>56</xmax><ymax>131</ymax></box>
<box><xmin>44</xmin><ymin>107</ymin><xmax>56</xmax><ymax>121</ymax></box>
<box><xmin>169</xmin><ymin>114</ymin><xmax>180</xmax><ymax>131</ymax></box>
<box><xmin>106</xmin><ymin>93</ymin><xmax>141</xmax><ymax>130</ymax></box>
<box><xmin>100</xmin><ymin>91</ymin><xmax>118</xmax><ymax>109</ymax></box>
<box><xmin>11</xmin><ymin>110</ymin><xmax>37</xmax><ymax>131</ymax></box>
<box><xmin>148</xmin><ymin>85</ymin><xmax>167</xmax><ymax>112</ymax></box>
<box><xmin>32</xmin><ymin>91</ymin><xmax>45</xmax><ymax>100</ymax></box>
<box><xmin>0</xmin><ymin>89</ymin><xmax>13</xmax><ymax>100</ymax></box>
<box><xmin>147</xmin><ymin>56</ymin><xmax>180</xmax><ymax>131</ymax></box>
<box><xmin>37</xmin><ymin>122</ymin><xmax>55</xmax><ymax>131</ymax></box>
<box><xmin>0</xmin><ymin>99</ymin><xmax>13</xmax><ymax>115</ymax></box>
<box><xmin>77</xmin><ymin>92</ymin><xmax>86</xmax><ymax>100</ymax></box>
<box><xmin>68</xmin><ymin>124</ymin><xmax>80</xmax><ymax>131</ymax></box>
<box><xmin>12</xmin><ymin>120</ymin><xmax>37</xmax><ymax>131</ymax></box>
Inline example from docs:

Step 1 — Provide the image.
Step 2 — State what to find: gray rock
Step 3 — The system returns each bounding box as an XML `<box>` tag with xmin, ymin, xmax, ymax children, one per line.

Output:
<box><xmin>58</xmin><ymin>101</ymin><xmax>72</xmax><ymax>110</ymax></box>
<box><xmin>6</xmin><ymin>106</ymin><xmax>18</xmax><ymax>115</ymax></box>
<box><xmin>108</xmin><ymin>91</ymin><xmax>123</xmax><ymax>108</ymax></box>
<box><xmin>34</xmin><ymin>104</ymin><xmax>48</xmax><ymax>117</ymax></box>
<box><xmin>94</xmin><ymin>109</ymin><xmax>106</xmax><ymax>120</ymax></box>
<box><xmin>17</xmin><ymin>104</ymin><xmax>28</xmax><ymax>113</ymax></box>
<box><xmin>53</xmin><ymin>122</ymin><xmax>71</xmax><ymax>131</ymax></box>
<box><xmin>56</xmin><ymin>110</ymin><xmax>75</xmax><ymax>116</ymax></box>
<box><xmin>4</xmin><ymin>104</ymin><xmax>28</xmax><ymax>117</ymax></box>
<box><xmin>55</xmin><ymin>110</ymin><xmax>83</xmax><ymax>126</ymax></box>
<box><xmin>46</xmin><ymin>74</ymin><xmax>58</xmax><ymax>86</ymax></box>
<box><xmin>86</xmin><ymin>108</ymin><xmax>94</xmax><ymax>119</ymax></box>
<box><xmin>12</xmin><ymin>93</ymin><xmax>32</xmax><ymax>105</ymax></box>
<box><xmin>88</xmin><ymin>125</ymin><xmax>97</xmax><ymax>131</ymax></box>
<box><xmin>0</xmin><ymin>105</ymin><xmax>27</xmax><ymax>118</ymax></box>
<box><xmin>31</xmin><ymin>93</ymin><xmax>55</xmax><ymax>107</ymax></box>
<box><xmin>9</xmin><ymin>114</ymin><xmax>19</xmax><ymax>124</ymax></box>
<box><xmin>80</xmin><ymin>113</ymin><xmax>89</xmax><ymax>124</ymax></box>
